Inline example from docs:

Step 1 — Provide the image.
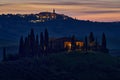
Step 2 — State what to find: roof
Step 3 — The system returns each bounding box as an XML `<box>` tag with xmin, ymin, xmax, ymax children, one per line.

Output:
<box><xmin>50</xmin><ymin>37</ymin><xmax>83</xmax><ymax>42</ymax></box>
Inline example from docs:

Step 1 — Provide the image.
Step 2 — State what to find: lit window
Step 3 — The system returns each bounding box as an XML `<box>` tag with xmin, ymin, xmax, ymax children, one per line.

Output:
<box><xmin>64</xmin><ymin>42</ymin><xmax>72</xmax><ymax>50</ymax></box>
<box><xmin>76</xmin><ymin>42</ymin><xmax>84</xmax><ymax>47</ymax></box>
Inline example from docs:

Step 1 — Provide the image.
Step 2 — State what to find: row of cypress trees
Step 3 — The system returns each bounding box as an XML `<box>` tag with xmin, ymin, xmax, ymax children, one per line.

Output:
<box><xmin>19</xmin><ymin>28</ymin><xmax>49</xmax><ymax>57</ymax></box>
<box><xmin>84</xmin><ymin>32</ymin><xmax>108</xmax><ymax>53</ymax></box>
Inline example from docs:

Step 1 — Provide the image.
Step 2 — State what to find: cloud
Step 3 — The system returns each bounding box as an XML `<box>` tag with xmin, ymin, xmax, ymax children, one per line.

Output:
<box><xmin>0</xmin><ymin>1</ymin><xmax>120</xmax><ymax>8</ymax></box>
<box><xmin>83</xmin><ymin>10</ymin><xmax>120</xmax><ymax>14</ymax></box>
<box><xmin>26</xmin><ymin>1</ymin><xmax>120</xmax><ymax>9</ymax></box>
<box><xmin>0</xmin><ymin>3</ymin><xmax>12</xmax><ymax>6</ymax></box>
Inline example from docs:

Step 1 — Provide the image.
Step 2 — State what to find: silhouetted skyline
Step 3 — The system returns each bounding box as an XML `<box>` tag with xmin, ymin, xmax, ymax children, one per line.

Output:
<box><xmin>0</xmin><ymin>0</ymin><xmax>120</xmax><ymax>22</ymax></box>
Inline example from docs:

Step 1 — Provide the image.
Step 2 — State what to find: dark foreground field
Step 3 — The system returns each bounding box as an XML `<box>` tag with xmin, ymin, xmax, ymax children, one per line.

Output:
<box><xmin>0</xmin><ymin>52</ymin><xmax>120</xmax><ymax>80</ymax></box>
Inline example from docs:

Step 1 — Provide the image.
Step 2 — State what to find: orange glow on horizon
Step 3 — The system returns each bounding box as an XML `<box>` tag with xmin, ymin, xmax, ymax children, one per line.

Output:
<box><xmin>74</xmin><ymin>13</ymin><xmax>120</xmax><ymax>22</ymax></box>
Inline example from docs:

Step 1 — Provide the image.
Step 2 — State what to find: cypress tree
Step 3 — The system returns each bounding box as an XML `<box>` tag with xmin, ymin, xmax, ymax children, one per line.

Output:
<box><xmin>89</xmin><ymin>32</ymin><xmax>95</xmax><ymax>50</ymax></box>
<box><xmin>29</xmin><ymin>28</ymin><xmax>35</xmax><ymax>56</ymax></box>
<box><xmin>40</xmin><ymin>32</ymin><xmax>44</xmax><ymax>54</ymax></box>
<box><xmin>24</xmin><ymin>36</ymin><xmax>30</xmax><ymax>57</ymax></box>
<box><xmin>89</xmin><ymin>32</ymin><xmax>95</xmax><ymax>44</ymax></box>
<box><xmin>44</xmin><ymin>29</ymin><xmax>49</xmax><ymax>52</ymax></box>
<box><xmin>95</xmin><ymin>38</ymin><xmax>98</xmax><ymax>51</ymax></box>
<box><xmin>101</xmin><ymin>33</ymin><xmax>109</xmax><ymax>53</ymax></box>
<box><xmin>19</xmin><ymin>36</ymin><xmax>24</xmax><ymax>57</ymax></box>
<box><xmin>35</xmin><ymin>34</ymin><xmax>39</xmax><ymax>56</ymax></box>
<box><xmin>102</xmin><ymin>33</ymin><xmax>106</xmax><ymax>49</ymax></box>
<box><xmin>71</xmin><ymin>35</ymin><xmax>76</xmax><ymax>50</ymax></box>
<box><xmin>84</xmin><ymin>36</ymin><xmax>88</xmax><ymax>51</ymax></box>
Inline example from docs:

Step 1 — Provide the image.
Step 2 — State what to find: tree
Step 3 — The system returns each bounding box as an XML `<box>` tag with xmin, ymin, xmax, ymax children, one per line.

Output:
<box><xmin>24</xmin><ymin>36</ymin><xmax>30</xmax><ymax>57</ymax></box>
<box><xmin>19</xmin><ymin>36</ymin><xmax>24</xmax><ymax>57</ymax></box>
<box><xmin>95</xmin><ymin>38</ymin><xmax>98</xmax><ymax>51</ymax></box>
<box><xmin>101</xmin><ymin>33</ymin><xmax>109</xmax><ymax>53</ymax></box>
<box><xmin>35</xmin><ymin>34</ymin><xmax>39</xmax><ymax>56</ymax></box>
<box><xmin>2</xmin><ymin>47</ymin><xmax>7</xmax><ymax>61</ymax></box>
<box><xmin>84</xmin><ymin>36</ymin><xmax>88</xmax><ymax>51</ymax></box>
<box><xmin>44</xmin><ymin>29</ymin><xmax>49</xmax><ymax>52</ymax></box>
<box><xmin>29</xmin><ymin>28</ymin><xmax>35</xmax><ymax>56</ymax></box>
<box><xmin>71</xmin><ymin>35</ymin><xmax>76</xmax><ymax>50</ymax></box>
<box><xmin>40</xmin><ymin>32</ymin><xmax>44</xmax><ymax>54</ymax></box>
<box><xmin>102</xmin><ymin>33</ymin><xmax>106</xmax><ymax>49</ymax></box>
<box><xmin>88</xmin><ymin>32</ymin><xmax>95</xmax><ymax>50</ymax></box>
<box><xmin>89</xmin><ymin>32</ymin><xmax>95</xmax><ymax>44</ymax></box>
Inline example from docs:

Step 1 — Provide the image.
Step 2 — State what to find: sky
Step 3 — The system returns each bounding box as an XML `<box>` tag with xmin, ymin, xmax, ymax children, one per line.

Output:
<box><xmin>0</xmin><ymin>0</ymin><xmax>120</xmax><ymax>22</ymax></box>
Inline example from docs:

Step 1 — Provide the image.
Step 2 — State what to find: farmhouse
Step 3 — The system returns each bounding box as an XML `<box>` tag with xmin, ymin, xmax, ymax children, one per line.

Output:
<box><xmin>49</xmin><ymin>37</ymin><xmax>84</xmax><ymax>52</ymax></box>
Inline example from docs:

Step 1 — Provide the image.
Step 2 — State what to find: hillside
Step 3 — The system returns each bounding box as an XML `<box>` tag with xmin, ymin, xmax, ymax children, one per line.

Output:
<box><xmin>0</xmin><ymin>52</ymin><xmax>120</xmax><ymax>80</ymax></box>
<box><xmin>0</xmin><ymin>12</ymin><xmax>120</xmax><ymax>50</ymax></box>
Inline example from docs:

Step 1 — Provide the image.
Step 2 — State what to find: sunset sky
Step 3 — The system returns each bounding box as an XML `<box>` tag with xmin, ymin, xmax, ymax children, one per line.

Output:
<box><xmin>0</xmin><ymin>0</ymin><xmax>120</xmax><ymax>22</ymax></box>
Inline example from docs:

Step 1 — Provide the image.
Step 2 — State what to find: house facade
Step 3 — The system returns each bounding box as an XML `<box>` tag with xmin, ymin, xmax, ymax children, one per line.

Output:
<box><xmin>49</xmin><ymin>37</ymin><xmax>84</xmax><ymax>52</ymax></box>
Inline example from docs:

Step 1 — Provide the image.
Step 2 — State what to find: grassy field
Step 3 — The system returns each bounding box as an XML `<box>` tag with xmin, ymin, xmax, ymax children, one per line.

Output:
<box><xmin>0</xmin><ymin>51</ymin><xmax>120</xmax><ymax>80</ymax></box>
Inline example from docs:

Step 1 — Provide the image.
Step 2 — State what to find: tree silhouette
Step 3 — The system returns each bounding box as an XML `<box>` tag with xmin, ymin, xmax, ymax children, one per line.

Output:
<box><xmin>102</xmin><ymin>33</ymin><xmax>106</xmax><ymax>49</ymax></box>
<box><xmin>71</xmin><ymin>35</ymin><xmax>76</xmax><ymax>50</ymax></box>
<box><xmin>84</xmin><ymin>36</ymin><xmax>88</xmax><ymax>51</ymax></box>
<box><xmin>88</xmin><ymin>32</ymin><xmax>95</xmax><ymax>51</ymax></box>
<box><xmin>95</xmin><ymin>38</ymin><xmax>98</xmax><ymax>51</ymax></box>
<box><xmin>89</xmin><ymin>32</ymin><xmax>95</xmax><ymax>44</ymax></box>
<box><xmin>101</xmin><ymin>33</ymin><xmax>109</xmax><ymax>53</ymax></box>
<box><xmin>29</xmin><ymin>28</ymin><xmax>35</xmax><ymax>56</ymax></box>
<box><xmin>40</xmin><ymin>32</ymin><xmax>44</xmax><ymax>54</ymax></box>
<box><xmin>19</xmin><ymin>36</ymin><xmax>24</xmax><ymax>57</ymax></box>
<box><xmin>44</xmin><ymin>29</ymin><xmax>49</xmax><ymax>52</ymax></box>
<box><xmin>24</xmin><ymin>36</ymin><xmax>30</xmax><ymax>57</ymax></box>
<box><xmin>35</xmin><ymin>34</ymin><xmax>39</xmax><ymax>56</ymax></box>
<box><xmin>2</xmin><ymin>47</ymin><xmax>7</xmax><ymax>61</ymax></box>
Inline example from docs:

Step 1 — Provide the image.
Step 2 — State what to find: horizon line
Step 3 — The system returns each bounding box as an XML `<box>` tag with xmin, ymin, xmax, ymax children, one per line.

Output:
<box><xmin>0</xmin><ymin>11</ymin><xmax>119</xmax><ymax>23</ymax></box>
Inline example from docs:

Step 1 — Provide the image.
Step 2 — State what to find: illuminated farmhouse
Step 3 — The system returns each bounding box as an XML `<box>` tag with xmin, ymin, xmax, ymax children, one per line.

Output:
<box><xmin>18</xmin><ymin>28</ymin><xmax>109</xmax><ymax>59</ymax></box>
<box><xmin>49</xmin><ymin>37</ymin><xmax>84</xmax><ymax>52</ymax></box>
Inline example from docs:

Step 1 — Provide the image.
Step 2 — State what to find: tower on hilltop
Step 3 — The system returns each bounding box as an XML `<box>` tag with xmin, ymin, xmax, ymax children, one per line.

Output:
<box><xmin>53</xmin><ymin>9</ymin><xmax>55</xmax><ymax>14</ymax></box>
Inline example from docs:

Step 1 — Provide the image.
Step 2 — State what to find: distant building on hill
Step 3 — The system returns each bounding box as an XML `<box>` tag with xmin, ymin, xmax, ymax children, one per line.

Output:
<box><xmin>30</xmin><ymin>9</ymin><xmax>69</xmax><ymax>23</ymax></box>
